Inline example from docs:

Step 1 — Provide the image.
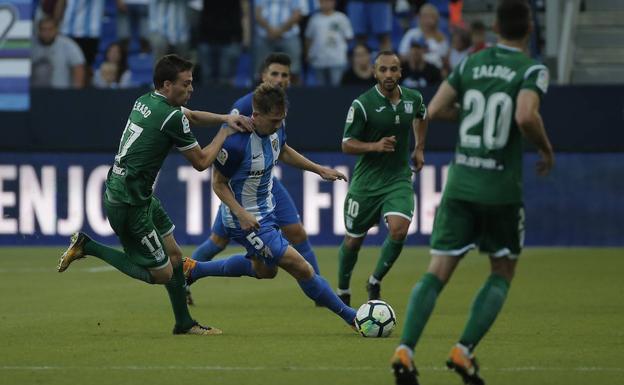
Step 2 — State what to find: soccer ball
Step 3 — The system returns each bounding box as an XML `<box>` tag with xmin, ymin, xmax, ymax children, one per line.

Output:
<box><xmin>355</xmin><ymin>300</ymin><xmax>397</xmax><ymax>338</ymax></box>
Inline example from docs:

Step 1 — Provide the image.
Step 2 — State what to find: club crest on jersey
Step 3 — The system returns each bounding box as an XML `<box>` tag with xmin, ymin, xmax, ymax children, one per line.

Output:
<box><xmin>404</xmin><ymin>101</ymin><xmax>413</xmax><ymax>114</ymax></box>
<box><xmin>217</xmin><ymin>148</ymin><xmax>228</xmax><ymax>165</ymax></box>
<box><xmin>272</xmin><ymin>138</ymin><xmax>279</xmax><ymax>152</ymax></box>
<box><xmin>395</xmin><ymin>115</ymin><xmax>400</xmax><ymax>124</ymax></box>
<box><xmin>182</xmin><ymin>114</ymin><xmax>190</xmax><ymax>133</ymax></box>
<box><xmin>346</xmin><ymin>106</ymin><xmax>355</xmax><ymax>123</ymax></box>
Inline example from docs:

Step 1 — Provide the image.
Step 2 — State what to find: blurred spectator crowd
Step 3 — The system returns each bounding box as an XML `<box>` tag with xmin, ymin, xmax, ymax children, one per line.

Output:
<box><xmin>31</xmin><ymin>0</ymin><xmax>496</xmax><ymax>90</ymax></box>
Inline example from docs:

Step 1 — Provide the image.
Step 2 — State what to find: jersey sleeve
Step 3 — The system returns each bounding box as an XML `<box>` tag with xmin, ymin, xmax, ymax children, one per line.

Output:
<box><xmin>415</xmin><ymin>94</ymin><xmax>427</xmax><ymax>120</ymax></box>
<box><xmin>214</xmin><ymin>133</ymin><xmax>247</xmax><ymax>178</ymax></box>
<box><xmin>162</xmin><ymin>110</ymin><xmax>198</xmax><ymax>152</ymax></box>
<box><xmin>521</xmin><ymin>64</ymin><xmax>549</xmax><ymax>98</ymax></box>
<box><xmin>343</xmin><ymin>99</ymin><xmax>367</xmax><ymax>142</ymax></box>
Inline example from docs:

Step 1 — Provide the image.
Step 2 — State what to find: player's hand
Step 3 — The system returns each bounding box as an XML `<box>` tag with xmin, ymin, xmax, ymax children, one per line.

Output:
<box><xmin>536</xmin><ymin>149</ymin><xmax>554</xmax><ymax>176</ymax></box>
<box><xmin>318</xmin><ymin>167</ymin><xmax>347</xmax><ymax>182</ymax></box>
<box><xmin>374</xmin><ymin>136</ymin><xmax>397</xmax><ymax>152</ymax></box>
<box><xmin>226</xmin><ymin>114</ymin><xmax>254</xmax><ymax>133</ymax></box>
<box><xmin>267</xmin><ymin>27</ymin><xmax>282</xmax><ymax>40</ymax></box>
<box><xmin>411</xmin><ymin>148</ymin><xmax>425</xmax><ymax>173</ymax></box>
<box><xmin>236</xmin><ymin>210</ymin><xmax>260</xmax><ymax>231</ymax></box>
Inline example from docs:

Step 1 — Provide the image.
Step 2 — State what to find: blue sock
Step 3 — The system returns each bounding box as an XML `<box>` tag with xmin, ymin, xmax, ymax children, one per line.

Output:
<box><xmin>293</xmin><ymin>240</ymin><xmax>321</xmax><ymax>275</ymax></box>
<box><xmin>191</xmin><ymin>254</ymin><xmax>256</xmax><ymax>280</ymax></box>
<box><xmin>298</xmin><ymin>275</ymin><xmax>356</xmax><ymax>324</ymax></box>
<box><xmin>191</xmin><ymin>238</ymin><xmax>225</xmax><ymax>262</ymax></box>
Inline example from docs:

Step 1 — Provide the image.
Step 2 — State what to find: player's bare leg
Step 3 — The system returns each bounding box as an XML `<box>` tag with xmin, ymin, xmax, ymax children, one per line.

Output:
<box><xmin>368</xmin><ymin>215</ymin><xmax>410</xmax><ymax>300</ymax></box>
<box><xmin>163</xmin><ymin>234</ymin><xmax>222</xmax><ymax>335</ymax></box>
<box><xmin>337</xmin><ymin>234</ymin><xmax>365</xmax><ymax>306</ymax></box>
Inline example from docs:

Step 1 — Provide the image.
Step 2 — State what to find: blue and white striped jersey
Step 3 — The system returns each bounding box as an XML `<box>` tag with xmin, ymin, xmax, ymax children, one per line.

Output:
<box><xmin>255</xmin><ymin>0</ymin><xmax>308</xmax><ymax>39</ymax></box>
<box><xmin>148</xmin><ymin>0</ymin><xmax>189</xmax><ymax>45</ymax></box>
<box><xmin>60</xmin><ymin>0</ymin><xmax>104</xmax><ymax>38</ymax></box>
<box><xmin>215</xmin><ymin>125</ymin><xmax>287</xmax><ymax>230</ymax></box>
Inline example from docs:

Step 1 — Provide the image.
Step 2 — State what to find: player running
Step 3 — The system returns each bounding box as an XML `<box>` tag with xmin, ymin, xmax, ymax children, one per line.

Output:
<box><xmin>391</xmin><ymin>1</ymin><xmax>555</xmax><ymax>384</ymax></box>
<box><xmin>185</xmin><ymin>83</ymin><xmax>357</xmax><ymax>329</ymax></box>
<box><xmin>184</xmin><ymin>53</ymin><xmax>322</xmax><ymax>304</ymax></box>
<box><xmin>57</xmin><ymin>55</ymin><xmax>253</xmax><ymax>335</ymax></box>
<box><xmin>337</xmin><ymin>51</ymin><xmax>428</xmax><ymax>306</ymax></box>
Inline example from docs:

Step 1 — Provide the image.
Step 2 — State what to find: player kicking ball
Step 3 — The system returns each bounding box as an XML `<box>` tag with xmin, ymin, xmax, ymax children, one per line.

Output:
<box><xmin>391</xmin><ymin>1</ymin><xmax>555</xmax><ymax>384</ymax></box>
<box><xmin>185</xmin><ymin>83</ymin><xmax>357</xmax><ymax>329</ymax></box>
<box><xmin>57</xmin><ymin>55</ymin><xmax>253</xmax><ymax>335</ymax></box>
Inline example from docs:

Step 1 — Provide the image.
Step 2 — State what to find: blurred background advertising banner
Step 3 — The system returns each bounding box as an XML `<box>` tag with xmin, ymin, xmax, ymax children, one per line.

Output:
<box><xmin>0</xmin><ymin>0</ymin><xmax>30</xmax><ymax>111</ymax></box>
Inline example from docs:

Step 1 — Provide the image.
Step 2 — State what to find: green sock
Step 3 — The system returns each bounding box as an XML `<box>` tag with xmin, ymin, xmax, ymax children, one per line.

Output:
<box><xmin>372</xmin><ymin>236</ymin><xmax>404</xmax><ymax>281</ymax></box>
<box><xmin>337</xmin><ymin>241</ymin><xmax>359</xmax><ymax>290</ymax></box>
<box><xmin>84</xmin><ymin>239</ymin><xmax>154</xmax><ymax>284</ymax></box>
<box><xmin>459</xmin><ymin>274</ymin><xmax>510</xmax><ymax>351</ymax></box>
<box><xmin>165</xmin><ymin>263</ymin><xmax>195</xmax><ymax>330</ymax></box>
<box><xmin>400</xmin><ymin>273</ymin><xmax>444</xmax><ymax>349</ymax></box>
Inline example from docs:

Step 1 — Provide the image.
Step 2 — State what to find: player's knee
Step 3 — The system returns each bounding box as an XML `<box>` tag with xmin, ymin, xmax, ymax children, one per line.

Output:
<box><xmin>295</xmin><ymin>261</ymin><xmax>315</xmax><ymax>280</ymax></box>
<box><xmin>388</xmin><ymin>227</ymin><xmax>408</xmax><ymax>241</ymax></box>
<box><xmin>282</xmin><ymin>224</ymin><xmax>307</xmax><ymax>245</ymax></box>
<box><xmin>210</xmin><ymin>233</ymin><xmax>230</xmax><ymax>249</ymax></box>
<box><xmin>256</xmin><ymin>267</ymin><xmax>278</xmax><ymax>279</ymax></box>
<box><xmin>490</xmin><ymin>257</ymin><xmax>516</xmax><ymax>282</ymax></box>
<box><xmin>167</xmin><ymin>249</ymin><xmax>183</xmax><ymax>267</ymax></box>
<box><xmin>150</xmin><ymin>265</ymin><xmax>173</xmax><ymax>284</ymax></box>
<box><xmin>344</xmin><ymin>236</ymin><xmax>363</xmax><ymax>251</ymax></box>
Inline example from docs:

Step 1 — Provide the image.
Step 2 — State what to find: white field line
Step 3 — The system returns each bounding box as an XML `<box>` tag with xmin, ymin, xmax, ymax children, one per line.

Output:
<box><xmin>0</xmin><ymin>365</ymin><xmax>623</xmax><ymax>372</ymax></box>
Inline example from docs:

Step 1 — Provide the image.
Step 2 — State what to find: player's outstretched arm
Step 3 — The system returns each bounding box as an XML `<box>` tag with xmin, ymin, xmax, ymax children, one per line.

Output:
<box><xmin>182</xmin><ymin>127</ymin><xmax>233</xmax><ymax>171</ymax></box>
<box><xmin>212</xmin><ymin>168</ymin><xmax>260</xmax><ymax>231</ymax></box>
<box><xmin>515</xmin><ymin>89</ymin><xmax>555</xmax><ymax>176</ymax></box>
<box><xmin>341</xmin><ymin>137</ymin><xmax>397</xmax><ymax>154</ymax></box>
<box><xmin>428</xmin><ymin>81</ymin><xmax>459</xmax><ymax>122</ymax></box>
<box><xmin>411</xmin><ymin>116</ymin><xmax>428</xmax><ymax>173</ymax></box>
<box><xmin>279</xmin><ymin>144</ymin><xmax>347</xmax><ymax>182</ymax></box>
<box><xmin>182</xmin><ymin>108</ymin><xmax>253</xmax><ymax>132</ymax></box>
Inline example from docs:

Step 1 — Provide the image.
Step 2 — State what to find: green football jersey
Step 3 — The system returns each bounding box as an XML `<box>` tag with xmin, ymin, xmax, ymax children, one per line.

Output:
<box><xmin>444</xmin><ymin>44</ymin><xmax>549</xmax><ymax>204</ymax></box>
<box><xmin>343</xmin><ymin>85</ymin><xmax>427</xmax><ymax>195</ymax></box>
<box><xmin>105</xmin><ymin>92</ymin><xmax>198</xmax><ymax>205</ymax></box>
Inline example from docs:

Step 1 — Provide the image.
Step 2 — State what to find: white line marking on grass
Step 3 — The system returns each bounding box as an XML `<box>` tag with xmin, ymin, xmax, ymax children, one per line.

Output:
<box><xmin>1</xmin><ymin>366</ymin><xmax>623</xmax><ymax>372</ymax></box>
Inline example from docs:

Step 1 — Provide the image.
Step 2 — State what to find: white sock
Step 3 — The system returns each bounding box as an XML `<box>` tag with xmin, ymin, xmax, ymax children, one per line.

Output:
<box><xmin>336</xmin><ymin>288</ymin><xmax>351</xmax><ymax>295</ymax></box>
<box><xmin>368</xmin><ymin>275</ymin><xmax>381</xmax><ymax>285</ymax></box>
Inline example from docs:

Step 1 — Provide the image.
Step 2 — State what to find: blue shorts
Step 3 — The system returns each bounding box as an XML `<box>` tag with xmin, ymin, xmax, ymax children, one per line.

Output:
<box><xmin>225</xmin><ymin>217</ymin><xmax>289</xmax><ymax>267</ymax></box>
<box><xmin>347</xmin><ymin>1</ymin><xmax>392</xmax><ymax>36</ymax></box>
<box><xmin>211</xmin><ymin>178</ymin><xmax>300</xmax><ymax>238</ymax></box>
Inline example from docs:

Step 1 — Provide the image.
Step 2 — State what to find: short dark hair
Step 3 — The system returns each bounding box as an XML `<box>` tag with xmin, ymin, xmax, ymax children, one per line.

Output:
<box><xmin>496</xmin><ymin>0</ymin><xmax>531</xmax><ymax>40</ymax></box>
<box><xmin>252</xmin><ymin>83</ymin><xmax>288</xmax><ymax>115</ymax></box>
<box><xmin>261</xmin><ymin>52</ymin><xmax>291</xmax><ymax>74</ymax></box>
<box><xmin>153</xmin><ymin>54</ymin><xmax>194</xmax><ymax>89</ymax></box>
<box><xmin>374</xmin><ymin>50</ymin><xmax>400</xmax><ymax>64</ymax></box>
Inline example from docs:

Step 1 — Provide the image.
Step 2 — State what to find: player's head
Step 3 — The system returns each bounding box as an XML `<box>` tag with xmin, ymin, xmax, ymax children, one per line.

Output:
<box><xmin>374</xmin><ymin>51</ymin><xmax>401</xmax><ymax>93</ymax></box>
<box><xmin>153</xmin><ymin>54</ymin><xmax>194</xmax><ymax>106</ymax></box>
<box><xmin>495</xmin><ymin>0</ymin><xmax>532</xmax><ymax>41</ymax></box>
<box><xmin>252</xmin><ymin>83</ymin><xmax>288</xmax><ymax>136</ymax></box>
<box><xmin>37</xmin><ymin>17</ymin><xmax>58</xmax><ymax>46</ymax></box>
<box><xmin>260</xmin><ymin>53</ymin><xmax>291</xmax><ymax>89</ymax></box>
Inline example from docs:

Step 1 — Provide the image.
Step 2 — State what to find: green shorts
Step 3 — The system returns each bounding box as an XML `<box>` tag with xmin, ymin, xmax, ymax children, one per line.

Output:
<box><xmin>343</xmin><ymin>187</ymin><xmax>415</xmax><ymax>237</ymax></box>
<box><xmin>430</xmin><ymin>197</ymin><xmax>525</xmax><ymax>259</ymax></box>
<box><xmin>104</xmin><ymin>195</ymin><xmax>174</xmax><ymax>269</ymax></box>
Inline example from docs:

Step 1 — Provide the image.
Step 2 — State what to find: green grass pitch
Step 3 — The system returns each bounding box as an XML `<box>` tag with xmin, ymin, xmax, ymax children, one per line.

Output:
<box><xmin>1</xmin><ymin>246</ymin><xmax>623</xmax><ymax>385</ymax></box>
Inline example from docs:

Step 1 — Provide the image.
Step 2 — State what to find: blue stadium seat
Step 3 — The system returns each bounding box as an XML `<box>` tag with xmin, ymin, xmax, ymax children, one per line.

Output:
<box><xmin>234</xmin><ymin>52</ymin><xmax>253</xmax><ymax>88</ymax></box>
<box><xmin>128</xmin><ymin>53</ymin><xmax>154</xmax><ymax>87</ymax></box>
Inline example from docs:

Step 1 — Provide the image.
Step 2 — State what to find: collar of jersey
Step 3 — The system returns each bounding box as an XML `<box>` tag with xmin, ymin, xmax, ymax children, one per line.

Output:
<box><xmin>496</xmin><ymin>43</ymin><xmax>522</xmax><ymax>52</ymax></box>
<box><xmin>375</xmin><ymin>84</ymin><xmax>403</xmax><ymax>107</ymax></box>
<box><xmin>151</xmin><ymin>91</ymin><xmax>170</xmax><ymax>104</ymax></box>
